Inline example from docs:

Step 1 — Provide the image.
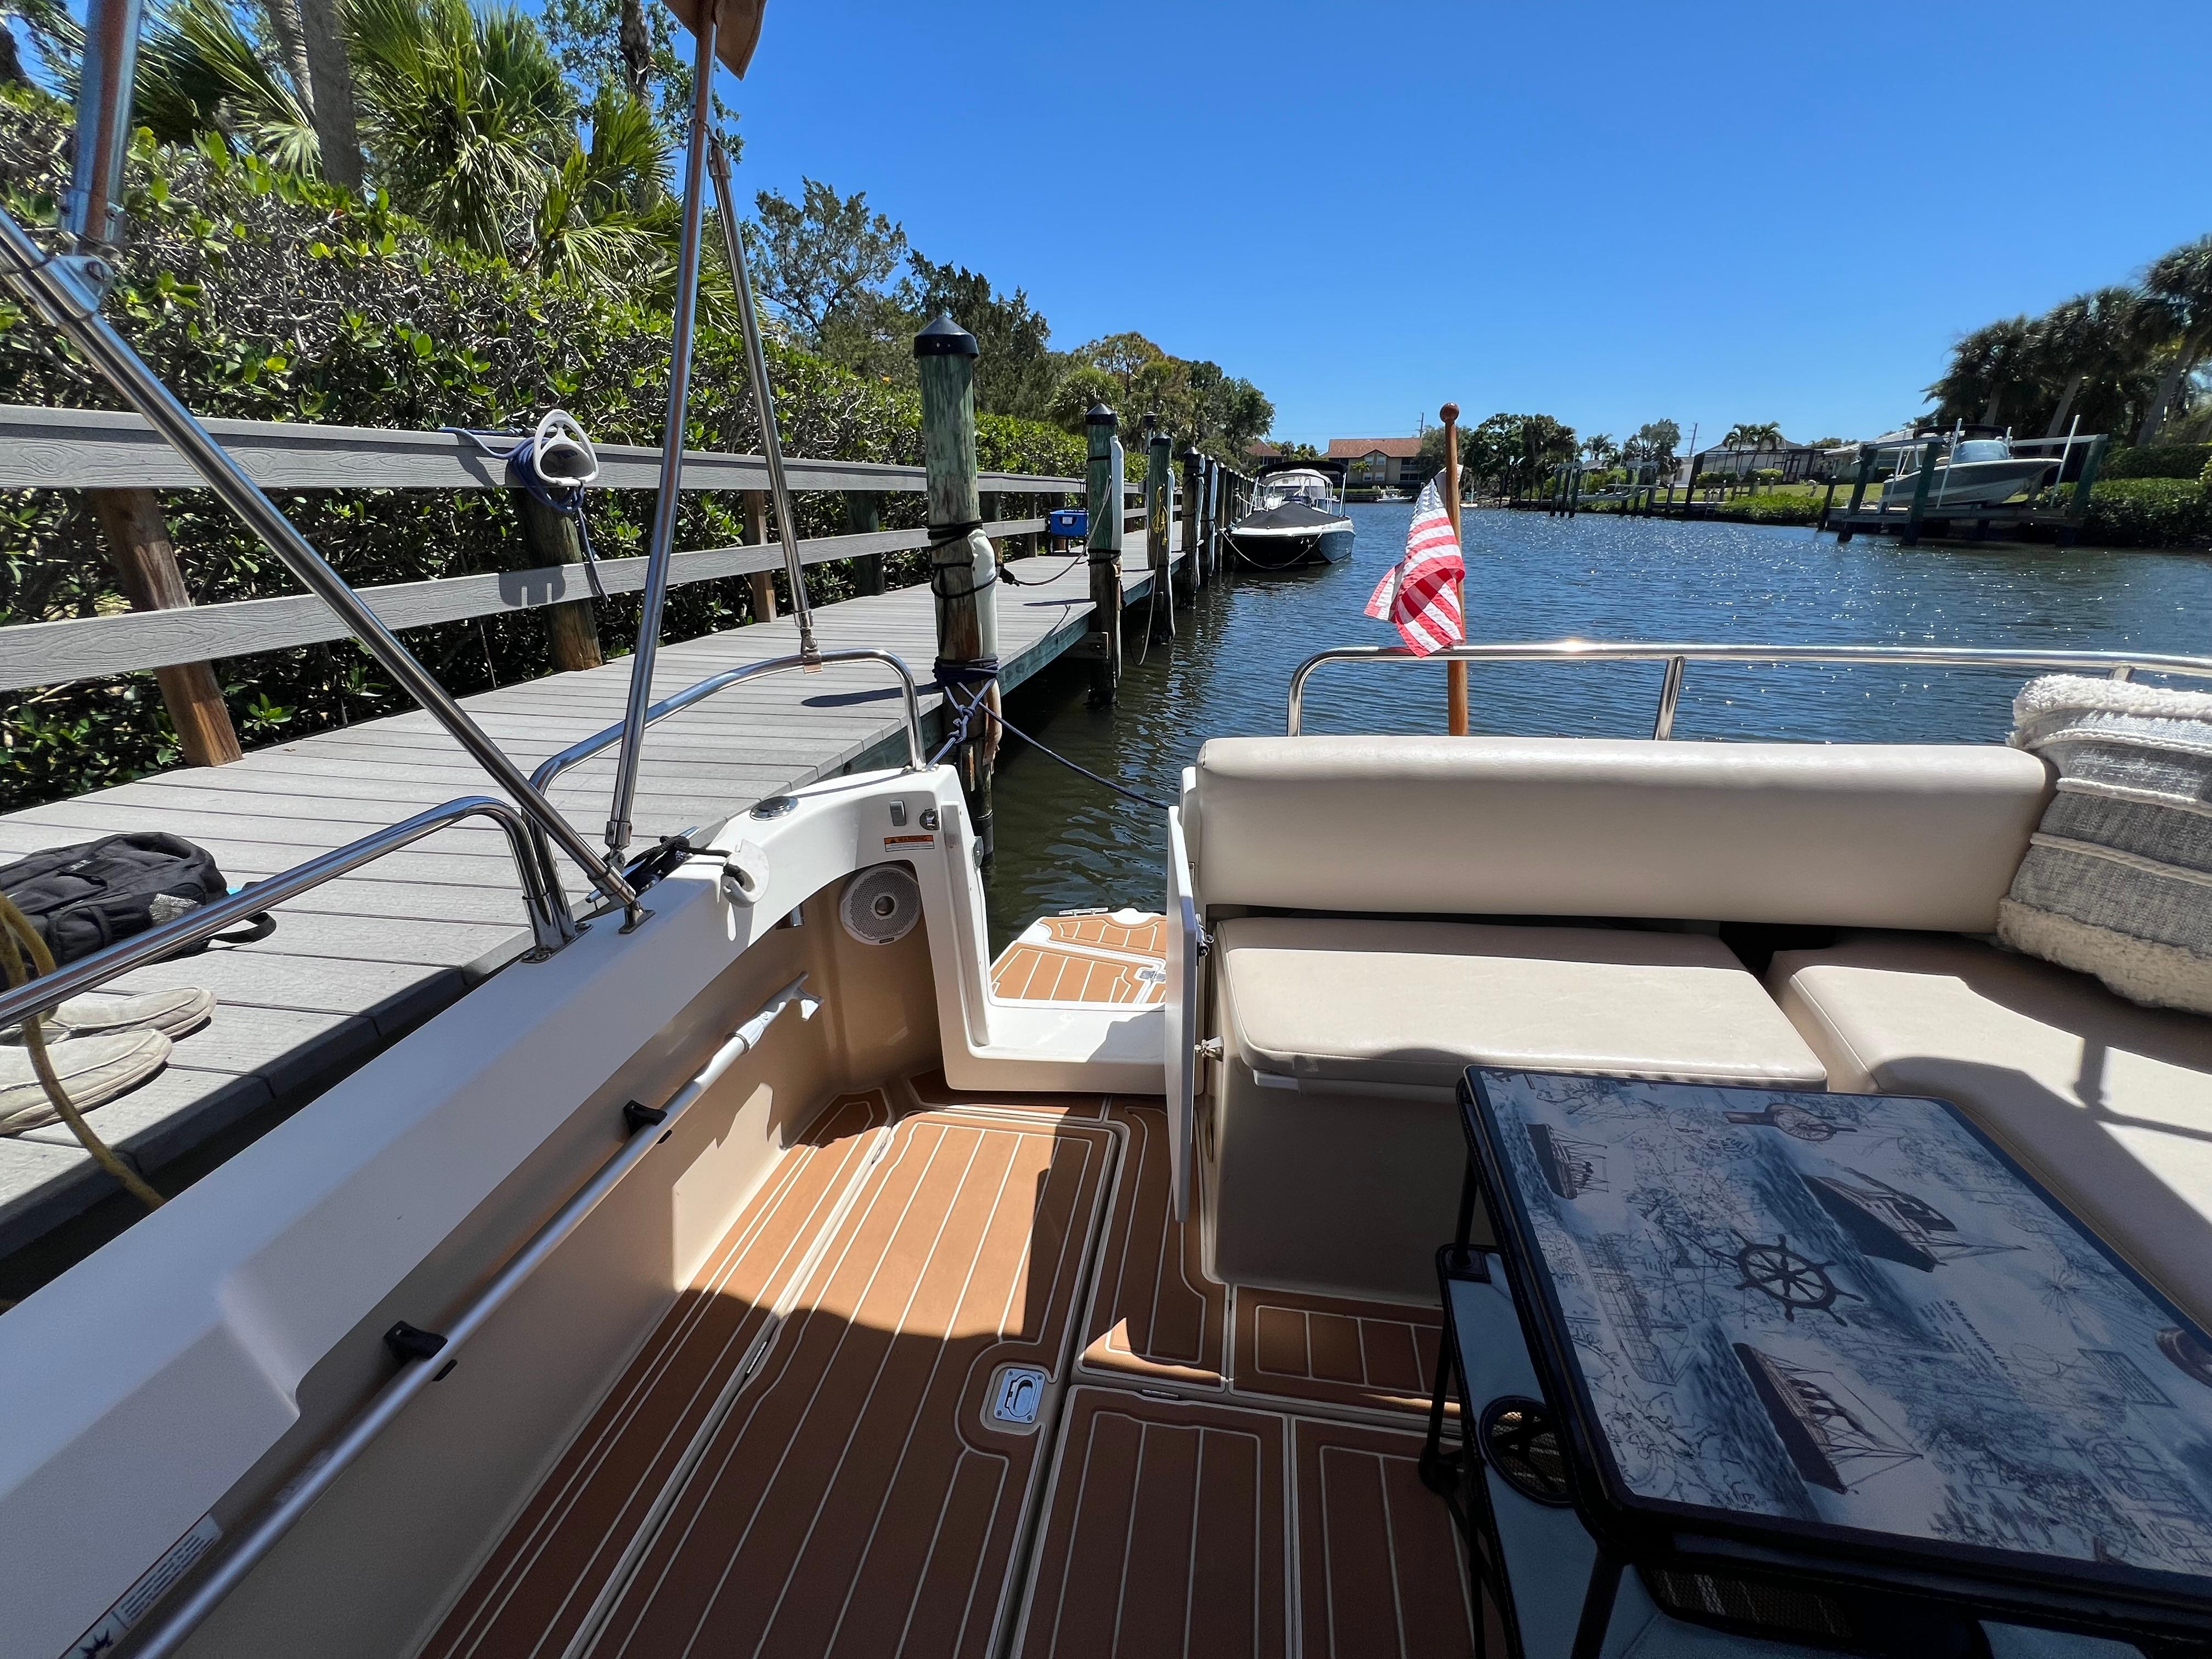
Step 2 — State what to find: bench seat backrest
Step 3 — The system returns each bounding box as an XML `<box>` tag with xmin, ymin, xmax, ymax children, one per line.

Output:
<box><xmin>1189</xmin><ymin>735</ymin><xmax>2053</xmax><ymax>934</ymax></box>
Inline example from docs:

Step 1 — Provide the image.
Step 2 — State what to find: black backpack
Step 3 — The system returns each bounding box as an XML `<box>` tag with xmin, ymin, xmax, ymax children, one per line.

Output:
<box><xmin>0</xmin><ymin>832</ymin><xmax>272</xmax><ymax>968</ymax></box>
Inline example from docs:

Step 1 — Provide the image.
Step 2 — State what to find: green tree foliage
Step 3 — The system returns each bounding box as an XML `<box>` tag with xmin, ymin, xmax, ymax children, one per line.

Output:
<box><xmin>1047</xmin><ymin>364</ymin><xmax>1120</xmax><ymax>433</ymax></box>
<box><xmin>1618</xmin><ymin>419</ymin><xmax>1680</xmax><ymax>478</ymax></box>
<box><xmin>747</xmin><ymin>177</ymin><xmax>910</xmax><ymax>350</ymax></box>
<box><xmin>1721</xmin><ymin>420</ymin><xmax>1784</xmax><ymax>452</ymax></box>
<box><xmin>1926</xmin><ymin>234</ymin><xmax>2212</xmax><ymax>443</ymax></box>
<box><xmin>1465</xmin><ymin>413</ymin><xmax>1577</xmax><ymax>494</ymax></box>
<box><xmin>1052</xmin><ymin>332</ymin><xmax>1270</xmax><ymax>460</ymax></box>
<box><xmin>2136</xmin><ymin>235</ymin><xmax>2212</xmax><ymax>445</ymax></box>
<box><xmin>906</xmin><ymin>256</ymin><xmax>1055</xmax><ymax>420</ymax></box>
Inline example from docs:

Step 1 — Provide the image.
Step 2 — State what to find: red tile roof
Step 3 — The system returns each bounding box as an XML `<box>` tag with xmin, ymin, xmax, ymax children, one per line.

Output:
<box><xmin>1327</xmin><ymin>436</ymin><xmax>1424</xmax><ymax>459</ymax></box>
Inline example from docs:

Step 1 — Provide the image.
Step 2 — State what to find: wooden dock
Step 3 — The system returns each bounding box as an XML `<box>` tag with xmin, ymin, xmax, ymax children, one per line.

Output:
<box><xmin>0</xmin><ymin>527</ymin><xmax>1180</xmax><ymax>1254</ymax></box>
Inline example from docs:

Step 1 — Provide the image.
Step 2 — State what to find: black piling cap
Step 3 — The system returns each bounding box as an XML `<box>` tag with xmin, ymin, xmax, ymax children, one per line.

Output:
<box><xmin>1180</xmin><ymin>445</ymin><xmax>1202</xmax><ymax>462</ymax></box>
<box><xmin>1086</xmin><ymin>403</ymin><xmax>1117</xmax><ymax>429</ymax></box>
<box><xmin>913</xmin><ymin>313</ymin><xmax>979</xmax><ymax>358</ymax></box>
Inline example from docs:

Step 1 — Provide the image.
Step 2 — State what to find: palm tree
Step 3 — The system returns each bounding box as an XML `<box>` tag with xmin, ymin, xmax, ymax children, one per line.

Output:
<box><xmin>346</xmin><ymin>0</ymin><xmax>574</xmax><ymax>259</ymax></box>
<box><xmin>1927</xmin><ymin>319</ymin><xmax>2034</xmax><ymax>427</ymax></box>
<box><xmin>2135</xmin><ymin>235</ymin><xmax>2212</xmax><ymax>446</ymax></box>
<box><xmin>1581</xmin><ymin>433</ymin><xmax>1617</xmax><ymax>469</ymax></box>
<box><xmin>531</xmin><ymin>82</ymin><xmax>673</xmax><ymax>294</ymax></box>
<box><xmin>2032</xmin><ymin>287</ymin><xmax>2146</xmax><ymax>438</ymax></box>
<box><xmin>133</xmin><ymin>0</ymin><xmax>319</xmax><ymax>171</ymax></box>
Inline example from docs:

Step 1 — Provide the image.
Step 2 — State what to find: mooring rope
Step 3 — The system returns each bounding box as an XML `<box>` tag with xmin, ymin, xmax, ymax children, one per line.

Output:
<box><xmin>932</xmin><ymin>683</ymin><xmax>1172</xmax><ymax>812</ymax></box>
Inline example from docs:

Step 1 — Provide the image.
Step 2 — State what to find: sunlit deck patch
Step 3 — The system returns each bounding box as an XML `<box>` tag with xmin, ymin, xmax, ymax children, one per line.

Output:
<box><xmin>990</xmin><ymin>909</ymin><xmax>1169</xmax><ymax>1007</ymax></box>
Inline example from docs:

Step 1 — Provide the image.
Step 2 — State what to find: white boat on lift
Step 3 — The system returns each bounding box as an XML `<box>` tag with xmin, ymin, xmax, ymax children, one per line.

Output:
<box><xmin>1880</xmin><ymin>432</ymin><xmax>2061</xmax><ymax>509</ymax></box>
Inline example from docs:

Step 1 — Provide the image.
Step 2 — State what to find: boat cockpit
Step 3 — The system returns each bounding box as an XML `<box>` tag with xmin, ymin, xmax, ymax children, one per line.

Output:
<box><xmin>8</xmin><ymin>0</ymin><xmax>2212</xmax><ymax>1650</ymax></box>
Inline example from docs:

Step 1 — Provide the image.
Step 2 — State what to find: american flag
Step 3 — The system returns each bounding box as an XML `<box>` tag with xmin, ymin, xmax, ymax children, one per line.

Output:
<box><xmin>1364</xmin><ymin>478</ymin><xmax>1465</xmax><ymax>656</ymax></box>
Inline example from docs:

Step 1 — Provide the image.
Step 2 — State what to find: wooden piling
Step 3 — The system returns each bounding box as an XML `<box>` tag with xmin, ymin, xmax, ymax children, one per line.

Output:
<box><xmin>843</xmin><ymin>490</ymin><xmax>885</xmax><ymax>595</ymax></box>
<box><xmin>1178</xmin><ymin>446</ymin><xmax>1203</xmax><ymax>601</ymax></box>
<box><xmin>915</xmin><ymin>314</ymin><xmax>1001</xmax><ymax>861</ymax></box>
<box><xmin>1903</xmin><ymin>437</ymin><xmax>1939</xmax><ymax>548</ymax></box>
<box><xmin>1442</xmin><ymin>402</ymin><xmax>1467</xmax><ymax>737</ymax></box>
<box><xmin>742</xmin><ymin>489</ymin><xmax>778</xmax><ymax>622</ymax></box>
<box><xmin>88</xmin><ymin>488</ymin><xmax>243</xmax><ymax>766</ymax></box>
<box><xmin>1144</xmin><ymin>421</ymin><xmax>1175</xmax><ymax>642</ymax></box>
<box><xmin>515</xmin><ymin>493</ymin><xmax>605</xmax><ymax>672</ymax></box>
<box><xmin>1085</xmin><ymin>404</ymin><xmax>1124</xmax><ymax>705</ymax></box>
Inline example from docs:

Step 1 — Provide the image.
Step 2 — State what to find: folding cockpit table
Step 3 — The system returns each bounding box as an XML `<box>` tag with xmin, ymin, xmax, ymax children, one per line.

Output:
<box><xmin>1423</xmin><ymin>1067</ymin><xmax>2212</xmax><ymax>1659</ymax></box>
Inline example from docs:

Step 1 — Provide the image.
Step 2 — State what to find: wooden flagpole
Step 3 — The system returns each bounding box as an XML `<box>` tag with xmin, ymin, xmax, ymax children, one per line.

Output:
<box><xmin>1441</xmin><ymin>402</ymin><xmax>1467</xmax><ymax>735</ymax></box>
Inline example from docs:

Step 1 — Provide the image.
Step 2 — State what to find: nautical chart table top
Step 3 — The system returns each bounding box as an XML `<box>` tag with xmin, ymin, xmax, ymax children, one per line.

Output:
<box><xmin>1462</xmin><ymin>1068</ymin><xmax>2212</xmax><ymax>1600</ymax></box>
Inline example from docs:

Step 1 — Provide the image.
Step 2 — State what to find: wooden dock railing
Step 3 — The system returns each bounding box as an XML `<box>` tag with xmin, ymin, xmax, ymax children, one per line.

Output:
<box><xmin>1</xmin><ymin>400</ymin><xmax>1135</xmax><ymax>761</ymax></box>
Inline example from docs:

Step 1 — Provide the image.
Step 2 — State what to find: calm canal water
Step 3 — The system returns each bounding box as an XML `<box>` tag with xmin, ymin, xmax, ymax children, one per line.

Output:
<box><xmin>981</xmin><ymin>504</ymin><xmax>2212</xmax><ymax>949</ymax></box>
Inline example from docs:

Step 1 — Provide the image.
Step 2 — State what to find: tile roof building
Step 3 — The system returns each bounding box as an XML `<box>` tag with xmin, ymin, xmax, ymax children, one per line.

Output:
<box><xmin>1327</xmin><ymin>436</ymin><xmax>1425</xmax><ymax>489</ymax></box>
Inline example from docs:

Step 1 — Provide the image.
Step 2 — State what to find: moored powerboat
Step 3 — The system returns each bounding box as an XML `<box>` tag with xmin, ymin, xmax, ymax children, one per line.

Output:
<box><xmin>1881</xmin><ymin>434</ymin><xmax>2059</xmax><ymax>507</ymax></box>
<box><xmin>1226</xmin><ymin>465</ymin><xmax>1357</xmax><ymax>568</ymax></box>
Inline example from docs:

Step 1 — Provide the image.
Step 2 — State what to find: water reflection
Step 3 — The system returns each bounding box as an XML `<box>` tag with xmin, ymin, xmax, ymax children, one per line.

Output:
<box><xmin>983</xmin><ymin>504</ymin><xmax>2212</xmax><ymax>948</ymax></box>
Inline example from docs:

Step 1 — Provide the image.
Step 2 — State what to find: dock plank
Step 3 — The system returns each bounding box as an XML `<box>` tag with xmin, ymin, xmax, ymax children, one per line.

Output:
<box><xmin>0</xmin><ymin>533</ymin><xmax>1189</xmax><ymax>1250</ymax></box>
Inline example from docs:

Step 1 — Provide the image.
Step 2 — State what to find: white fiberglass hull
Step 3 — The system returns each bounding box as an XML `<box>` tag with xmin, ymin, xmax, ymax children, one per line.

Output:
<box><xmin>1881</xmin><ymin>458</ymin><xmax>2058</xmax><ymax>509</ymax></box>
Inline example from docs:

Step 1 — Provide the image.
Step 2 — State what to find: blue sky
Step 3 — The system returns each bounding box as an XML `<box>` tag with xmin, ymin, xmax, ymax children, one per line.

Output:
<box><xmin>718</xmin><ymin>0</ymin><xmax>2212</xmax><ymax>450</ymax></box>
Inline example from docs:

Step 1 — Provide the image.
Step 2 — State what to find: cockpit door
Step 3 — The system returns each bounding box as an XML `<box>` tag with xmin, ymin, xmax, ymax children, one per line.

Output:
<box><xmin>1165</xmin><ymin>806</ymin><xmax>1200</xmax><ymax>1222</ymax></box>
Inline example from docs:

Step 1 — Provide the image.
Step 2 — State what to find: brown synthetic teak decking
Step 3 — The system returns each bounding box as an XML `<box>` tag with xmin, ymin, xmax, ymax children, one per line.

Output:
<box><xmin>1015</xmin><ymin>1391</ymin><xmax>1478</xmax><ymax>1659</ymax></box>
<box><xmin>434</xmin><ymin>1081</ymin><xmax>1479</xmax><ymax>1658</ymax></box>
<box><xmin>989</xmin><ymin>911</ymin><xmax>1170</xmax><ymax>1007</ymax></box>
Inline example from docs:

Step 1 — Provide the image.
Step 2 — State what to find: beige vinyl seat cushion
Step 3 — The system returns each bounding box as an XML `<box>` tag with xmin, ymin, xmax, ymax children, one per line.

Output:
<box><xmin>1770</xmin><ymin>932</ymin><xmax>2212</xmax><ymax>1328</ymax></box>
<box><xmin>1217</xmin><ymin>916</ymin><xmax>1828</xmax><ymax>1092</ymax></box>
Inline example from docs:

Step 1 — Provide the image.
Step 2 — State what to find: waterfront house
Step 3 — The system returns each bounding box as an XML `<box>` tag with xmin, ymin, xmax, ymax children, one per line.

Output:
<box><xmin>1327</xmin><ymin>435</ymin><xmax>1425</xmax><ymax>489</ymax></box>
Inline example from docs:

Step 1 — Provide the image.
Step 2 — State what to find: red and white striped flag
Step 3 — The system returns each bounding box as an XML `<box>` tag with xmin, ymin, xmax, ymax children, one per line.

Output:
<box><xmin>1364</xmin><ymin>478</ymin><xmax>1465</xmax><ymax>655</ymax></box>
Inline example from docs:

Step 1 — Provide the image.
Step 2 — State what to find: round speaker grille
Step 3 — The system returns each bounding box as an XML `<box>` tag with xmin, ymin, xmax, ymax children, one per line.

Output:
<box><xmin>1479</xmin><ymin>1396</ymin><xmax>1572</xmax><ymax>1506</ymax></box>
<box><xmin>840</xmin><ymin>865</ymin><xmax>921</xmax><ymax>945</ymax></box>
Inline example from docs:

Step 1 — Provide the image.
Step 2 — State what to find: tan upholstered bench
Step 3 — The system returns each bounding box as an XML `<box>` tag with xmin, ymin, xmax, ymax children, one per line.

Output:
<box><xmin>1770</xmin><ymin>932</ymin><xmax>2212</xmax><ymax>1330</ymax></box>
<box><xmin>1206</xmin><ymin>918</ymin><xmax>1826</xmax><ymax>1302</ymax></box>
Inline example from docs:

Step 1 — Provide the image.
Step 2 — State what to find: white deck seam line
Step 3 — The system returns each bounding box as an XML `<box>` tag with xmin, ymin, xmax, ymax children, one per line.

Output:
<box><xmin>476</xmin><ymin>1112</ymin><xmax>849</xmax><ymax>1656</ymax></box>
<box><xmin>729</xmin><ymin>1122</ymin><xmax>995</xmax><ymax>1656</ymax></box>
<box><xmin>813</xmin><ymin>1128</ymin><xmax>1022</xmax><ymax>1657</ymax></box>
<box><xmin>596</xmin><ymin>1116</ymin><xmax>951</xmax><ymax>1655</ymax></box>
<box><xmin>681</xmin><ymin>1122</ymin><xmax>981</xmax><ymax>1659</ymax></box>
<box><xmin>550</xmin><ymin>1107</ymin><xmax>899</xmax><ymax>1659</ymax></box>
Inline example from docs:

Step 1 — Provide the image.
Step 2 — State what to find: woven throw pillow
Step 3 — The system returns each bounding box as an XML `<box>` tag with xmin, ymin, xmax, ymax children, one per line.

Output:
<box><xmin>2000</xmin><ymin>673</ymin><xmax>2212</xmax><ymax>1014</ymax></box>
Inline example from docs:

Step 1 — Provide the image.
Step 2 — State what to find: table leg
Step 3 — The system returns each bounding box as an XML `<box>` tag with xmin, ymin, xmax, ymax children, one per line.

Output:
<box><xmin>1568</xmin><ymin>1552</ymin><xmax>1623</xmax><ymax>1659</ymax></box>
<box><xmin>1454</xmin><ymin>1159</ymin><xmax>1480</xmax><ymax>1249</ymax></box>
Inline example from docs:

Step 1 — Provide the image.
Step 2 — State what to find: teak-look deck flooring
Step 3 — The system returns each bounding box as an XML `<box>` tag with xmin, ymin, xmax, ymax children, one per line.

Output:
<box><xmin>433</xmin><ymin>1081</ymin><xmax>1480</xmax><ymax>1658</ymax></box>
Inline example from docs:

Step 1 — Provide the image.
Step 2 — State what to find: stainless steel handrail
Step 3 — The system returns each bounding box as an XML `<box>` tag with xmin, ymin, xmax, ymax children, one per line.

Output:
<box><xmin>526</xmin><ymin>649</ymin><xmax>929</xmax><ymax>884</ymax></box>
<box><xmin>0</xmin><ymin>796</ymin><xmax>569</xmax><ymax>1034</ymax></box>
<box><xmin>126</xmin><ymin>974</ymin><xmax>819</xmax><ymax>1659</ymax></box>
<box><xmin>0</xmin><ymin>209</ymin><xmax>642</xmax><ymax>930</ymax></box>
<box><xmin>1285</xmin><ymin>641</ymin><xmax>2212</xmax><ymax>737</ymax></box>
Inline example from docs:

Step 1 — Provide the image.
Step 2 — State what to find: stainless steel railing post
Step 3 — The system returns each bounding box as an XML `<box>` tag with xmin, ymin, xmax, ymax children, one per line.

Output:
<box><xmin>605</xmin><ymin>7</ymin><xmax>718</xmax><ymax>864</ymax></box>
<box><xmin>0</xmin><ymin>208</ymin><xmax>630</xmax><ymax>934</ymax></box>
<box><xmin>1651</xmin><ymin>656</ymin><xmax>1686</xmax><ymax>740</ymax></box>
<box><xmin>62</xmin><ymin>0</ymin><xmax>142</xmax><ymax>249</ymax></box>
<box><xmin>0</xmin><ymin>797</ymin><xmax>569</xmax><ymax>1034</ymax></box>
<box><xmin>1284</xmin><ymin>641</ymin><xmax>2212</xmax><ymax>736</ymax></box>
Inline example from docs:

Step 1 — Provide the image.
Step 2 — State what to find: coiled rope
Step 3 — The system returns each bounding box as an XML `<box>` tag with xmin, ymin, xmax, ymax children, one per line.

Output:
<box><xmin>447</xmin><ymin>410</ymin><xmax>610</xmax><ymax>599</ymax></box>
<box><xmin>0</xmin><ymin>895</ymin><xmax>165</xmax><ymax>1211</ymax></box>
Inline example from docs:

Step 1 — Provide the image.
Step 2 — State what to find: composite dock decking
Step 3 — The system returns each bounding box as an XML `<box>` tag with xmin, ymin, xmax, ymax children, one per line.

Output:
<box><xmin>0</xmin><ymin>531</ymin><xmax>1183</xmax><ymax>1253</ymax></box>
